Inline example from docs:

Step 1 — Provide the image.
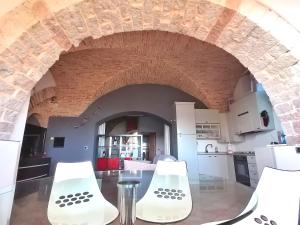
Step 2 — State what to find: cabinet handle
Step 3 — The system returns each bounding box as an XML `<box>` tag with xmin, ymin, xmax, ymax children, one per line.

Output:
<box><xmin>208</xmin><ymin>156</ymin><xmax>212</xmax><ymax>157</ymax></box>
<box><xmin>214</xmin><ymin>156</ymin><xmax>216</xmax><ymax>157</ymax></box>
<box><xmin>237</xmin><ymin>111</ymin><xmax>249</xmax><ymax>116</ymax></box>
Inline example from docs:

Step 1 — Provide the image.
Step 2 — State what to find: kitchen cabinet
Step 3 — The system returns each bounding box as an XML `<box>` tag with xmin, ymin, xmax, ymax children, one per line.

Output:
<box><xmin>226</xmin><ymin>112</ymin><xmax>244</xmax><ymax>143</ymax></box>
<box><xmin>195</xmin><ymin>109</ymin><xmax>220</xmax><ymax>124</ymax></box>
<box><xmin>247</xmin><ymin>155</ymin><xmax>258</xmax><ymax>188</ymax></box>
<box><xmin>198</xmin><ymin>154</ymin><xmax>228</xmax><ymax>179</ymax></box>
<box><xmin>229</xmin><ymin>92</ymin><xmax>274</xmax><ymax>134</ymax></box>
<box><xmin>227</xmin><ymin>154</ymin><xmax>236</xmax><ymax>181</ymax></box>
<box><xmin>175</xmin><ymin>102</ymin><xmax>196</xmax><ymax>134</ymax></box>
<box><xmin>195</xmin><ymin>109</ymin><xmax>221</xmax><ymax>140</ymax></box>
<box><xmin>195</xmin><ymin>123</ymin><xmax>221</xmax><ymax>139</ymax></box>
<box><xmin>17</xmin><ymin>157</ymin><xmax>51</xmax><ymax>182</ymax></box>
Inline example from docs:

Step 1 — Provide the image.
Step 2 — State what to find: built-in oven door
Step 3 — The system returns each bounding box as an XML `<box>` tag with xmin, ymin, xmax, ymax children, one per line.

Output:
<box><xmin>233</xmin><ymin>155</ymin><xmax>250</xmax><ymax>186</ymax></box>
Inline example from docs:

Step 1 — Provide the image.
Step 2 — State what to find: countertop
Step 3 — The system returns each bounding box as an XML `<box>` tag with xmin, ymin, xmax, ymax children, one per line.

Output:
<box><xmin>197</xmin><ymin>152</ymin><xmax>255</xmax><ymax>156</ymax></box>
<box><xmin>197</xmin><ymin>152</ymin><xmax>229</xmax><ymax>155</ymax></box>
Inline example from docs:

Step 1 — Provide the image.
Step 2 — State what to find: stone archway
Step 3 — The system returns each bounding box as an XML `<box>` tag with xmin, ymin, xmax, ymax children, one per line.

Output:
<box><xmin>1</xmin><ymin>0</ymin><xmax>300</xmax><ymax>143</ymax></box>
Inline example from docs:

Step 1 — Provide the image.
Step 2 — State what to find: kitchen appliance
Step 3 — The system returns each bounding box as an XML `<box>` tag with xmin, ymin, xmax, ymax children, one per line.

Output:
<box><xmin>233</xmin><ymin>154</ymin><xmax>250</xmax><ymax>186</ymax></box>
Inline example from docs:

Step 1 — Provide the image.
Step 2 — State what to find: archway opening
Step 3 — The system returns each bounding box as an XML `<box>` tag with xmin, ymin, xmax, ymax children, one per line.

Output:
<box><xmin>95</xmin><ymin>111</ymin><xmax>172</xmax><ymax>170</ymax></box>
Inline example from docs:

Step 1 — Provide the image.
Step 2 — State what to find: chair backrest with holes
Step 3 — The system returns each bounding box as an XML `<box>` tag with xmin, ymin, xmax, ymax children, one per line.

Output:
<box><xmin>136</xmin><ymin>160</ymin><xmax>192</xmax><ymax>223</ymax></box>
<box><xmin>47</xmin><ymin>161</ymin><xmax>118</xmax><ymax>225</ymax></box>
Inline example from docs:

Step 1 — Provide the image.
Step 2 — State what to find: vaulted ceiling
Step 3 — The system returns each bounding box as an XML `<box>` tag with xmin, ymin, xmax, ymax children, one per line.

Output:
<box><xmin>30</xmin><ymin>31</ymin><xmax>246</xmax><ymax>123</ymax></box>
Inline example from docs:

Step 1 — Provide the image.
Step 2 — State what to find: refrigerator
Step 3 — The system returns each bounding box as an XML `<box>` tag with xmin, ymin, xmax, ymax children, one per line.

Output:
<box><xmin>254</xmin><ymin>145</ymin><xmax>300</xmax><ymax>178</ymax></box>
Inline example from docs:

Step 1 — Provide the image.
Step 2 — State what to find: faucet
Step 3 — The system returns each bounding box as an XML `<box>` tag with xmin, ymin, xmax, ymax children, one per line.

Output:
<box><xmin>205</xmin><ymin>144</ymin><xmax>213</xmax><ymax>153</ymax></box>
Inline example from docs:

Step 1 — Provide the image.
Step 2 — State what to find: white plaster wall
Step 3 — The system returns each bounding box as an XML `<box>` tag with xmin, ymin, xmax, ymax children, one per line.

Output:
<box><xmin>258</xmin><ymin>0</ymin><xmax>300</xmax><ymax>31</ymax></box>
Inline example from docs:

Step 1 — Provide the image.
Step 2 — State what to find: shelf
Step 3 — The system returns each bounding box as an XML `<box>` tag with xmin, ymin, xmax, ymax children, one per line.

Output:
<box><xmin>196</xmin><ymin>123</ymin><xmax>221</xmax><ymax>139</ymax></box>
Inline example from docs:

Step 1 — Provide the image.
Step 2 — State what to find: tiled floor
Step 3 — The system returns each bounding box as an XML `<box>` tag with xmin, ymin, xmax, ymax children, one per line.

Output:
<box><xmin>10</xmin><ymin>178</ymin><xmax>253</xmax><ymax>225</ymax></box>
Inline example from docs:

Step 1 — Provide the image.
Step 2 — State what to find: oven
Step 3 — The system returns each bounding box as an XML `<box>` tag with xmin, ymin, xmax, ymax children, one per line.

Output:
<box><xmin>233</xmin><ymin>155</ymin><xmax>250</xmax><ymax>186</ymax></box>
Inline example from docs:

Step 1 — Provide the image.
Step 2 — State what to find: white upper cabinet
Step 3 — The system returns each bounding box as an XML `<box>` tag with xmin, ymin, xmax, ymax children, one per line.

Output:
<box><xmin>195</xmin><ymin>109</ymin><xmax>221</xmax><ymax>139</ymax></box>
<box><xmin>229</xmin><ymin>92</ymin><xmax>275</xmax><ymax>134</ymax></box>
<box><xmin>175</xmin><ymin>102</ymin><xmax>196</xmax><ymax>135</ymax></box>
<box><xmin>195</xmin><ymin>109</ymin><xmax>220</xmax><ymax>123</ymax></box>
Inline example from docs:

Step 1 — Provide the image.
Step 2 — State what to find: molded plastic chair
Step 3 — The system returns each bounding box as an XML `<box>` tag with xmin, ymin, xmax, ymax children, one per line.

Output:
<box><xmin>136</xmin><ymin>161</ymin><xmax>192</xmax><ymax>223</ymax></box>
<box><xmin>47</xmin><ymin>161</ymin><xmax>118</xmax><ymax>225</ymax></box>
<box><xmin>201</xmin><ymin>167</ymin><xmax>300</xmax><ymax>225</ymax></box>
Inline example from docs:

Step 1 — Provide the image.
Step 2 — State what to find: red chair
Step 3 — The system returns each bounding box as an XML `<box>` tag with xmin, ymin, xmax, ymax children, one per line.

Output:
<box><xmin>97</xmin><ymin>158</ymin><xmax>108</xmax><ymax>171</ymax></box>
<box><xmin>107</xmin><ymin>158</ymin><xmax>120</xmax><ymax>170</ymax></box>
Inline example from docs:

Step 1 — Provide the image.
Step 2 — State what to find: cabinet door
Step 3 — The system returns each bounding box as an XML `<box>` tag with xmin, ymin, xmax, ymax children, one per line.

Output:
<box><xmin>236</xmin><ymin>111</ymin><xmax>255</xmax><ymax>133</ymax></box>
<box><xmin>219</xmin><ymin>113</ymin><xmax>229</xmax><ymax>142</ymax></box>
<box><xmin>213</xmin><ymin>155</ymin><xmax>228</xmax><ymax>179</ymax></box>
<box><xmin>198</xmin><ymin>155</ymin><xmax>228</xmax><ymax>179</ymax></box>
<box><xmin>198</xmin><ymin>155</ymin><xmax>212</xmax><ymax>175</ymax></box>
<box><xmin>227</xmin><ymin>111</ymin><xmax>244</xmax><ymax>143</ymax></box>
<box><xmin>175</xmin><ymin>102</ymin><xmax>196</xmax><ymax>134</ymax></box>
<box><xmin>195</xmin><ymin>109</ymin><xmax>220</xmax><ymax>123</ymax></box>
<box><xmin>227</xmin><ymin>155</ymin><xmax>236</xmax><ymax>181</ymax></box>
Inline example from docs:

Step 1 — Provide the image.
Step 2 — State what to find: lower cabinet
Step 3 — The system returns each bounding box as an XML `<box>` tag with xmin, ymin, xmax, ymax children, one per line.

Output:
<box><xmin>198</xmin><ymin>154</ymin><xmax>228</xmax><ymax>179</ymax></box>
<box><xmin>247</xmin><ymin>155</ymin><xmax>259</xmax><ymax>188</ymax></box>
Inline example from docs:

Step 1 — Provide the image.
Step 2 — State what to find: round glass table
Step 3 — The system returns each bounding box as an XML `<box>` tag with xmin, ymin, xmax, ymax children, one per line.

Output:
<box><xmin>10</xmin><ymin>171</ymin><xmax>254</xmax><ymax>225</ymax></box>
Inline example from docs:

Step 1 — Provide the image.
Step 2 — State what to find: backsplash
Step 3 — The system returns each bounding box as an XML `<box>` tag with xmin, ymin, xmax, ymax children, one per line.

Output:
<box><xmin>196</xmin><ymin>140</ymin><xmax>227</xmax><ymax>153</ymax></box>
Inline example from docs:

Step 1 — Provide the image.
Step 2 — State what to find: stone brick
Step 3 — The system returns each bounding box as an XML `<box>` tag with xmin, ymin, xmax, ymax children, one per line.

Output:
<box><xmin>42</xmin><ymin>17</ymin><xmax>72</xmax><ymax>50</ymax></box>
<box><xmin>6</xmin><ymin>72</ymin><xmax>36</xmax><ymax>91</ymax></box>
<box><xmin>14</xmin><ymin>90</ymin><xmax>30</xmax><ymax>102</ymax></box>
<box><xmin>0</xmin><ymin>49</ymin><xmax>26</xmax><ymax>74</ymax></box>
<box><xmin>293</xmin><ymin>98</ymin><xmax>300</xmax><ymax>109</ymax></box>
<box><xmin>0</xmin><ymin>59</ymin><xmax>14</xmax><ymax>78</ymax></box>
<box><xmin>19</xmin><ymin>32</ymin><xmax>44</xmax><ymax>57</ymax></box>
<box><xmin>281</xmin><ymin>122</ymin><xmax>295</xmax><ymax>136</ymax></box>
<box><xmin>265</xmin><ymin>52</ymin><xmax>298</xmax><ymax>75</ymax></box>
<box><xmin>274</xmin><ymin>103</ymin><xmax>295</xmax><ymax>115</ymax></box>
<box><xmin>29</xmin><ymin>22</ymin><xmax>54</xmax><ymax>45</ymax></box>
<box><xmin>76</xmin><ymin>1</ymin><xmax>102</xmax><ymax>38</ymax></box>
<box><xmin>92</xmin><ymin>0</ymin><xmax>123</xmax><ymax>34</ymax></box>
<box><xmin>55</xmin><ymin>7</ymin><xmax>89</xmax><ymax>46</ymax></box>
<box><xmin>3</xmin><ymin>110</ymin><xmax>18</xmax><ymax>123</ymax></box>
<box><xmin>0</xmin><ymin>122</ymin><xmax>14</xmax><ymax>133</ymax></box>
<box><xmin>0</xmin><ymin>79</ymin><xmax>16</xmax><ymax>95</ymax></box>
<box><xmin>292</xmin><ymin>120</ymin><xmax>300</xmax><ymax>135</ymax></box>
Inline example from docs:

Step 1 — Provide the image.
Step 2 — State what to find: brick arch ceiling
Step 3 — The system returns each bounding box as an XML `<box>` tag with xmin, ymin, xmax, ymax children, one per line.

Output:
<box><xmin>30</xmin><ymin>31</ymin><xmax>245</xmax><ymax>119</ymax></box>
<box><xmin>1</xmin><ymin>0</ymin><xmax>300</xmax><ymax>143</ymax></box>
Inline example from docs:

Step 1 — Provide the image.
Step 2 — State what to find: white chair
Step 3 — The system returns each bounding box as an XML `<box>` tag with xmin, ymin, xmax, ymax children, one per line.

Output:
<box><xmin>201</xmin><ymin>167</ymin><xmax>300</xmax><ymax>225</ymax></box>
<box><xmin>124</xmin><ymin>160</ymin><xmax>156</xmax><ymax>171</ymax></box>
<box><xmin>47</xmin><ymin>161</ymin><xmax>118</xmax><ymax>225</ymax></box>
<box><xmin>136</xmin><ymin>161</ymin><xmax>192</xmax><ymax>223</ymax></box>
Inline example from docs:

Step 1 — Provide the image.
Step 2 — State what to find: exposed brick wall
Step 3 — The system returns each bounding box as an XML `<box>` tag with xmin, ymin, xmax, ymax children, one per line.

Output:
<box><xmin>0</xmin><ymin>0</ymin><xmax>300</xmax><ymax>143</ymax></box>
<box><xmin>30</xmin><ymin>31</ymin><xmax>245</xmax><ymax>117</ymax></box>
